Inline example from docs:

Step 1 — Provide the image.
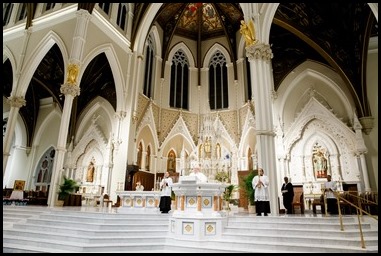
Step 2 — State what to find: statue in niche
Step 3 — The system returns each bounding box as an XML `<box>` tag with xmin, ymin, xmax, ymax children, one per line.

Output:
<box><xmin>86</xmin><ymin>161</ymin><xmax>95</xmax><ymax>182</ymax></box>
<box><xmin>204</xmin><ymin>137</ymin><xmax>212</xmax><ymax>159</ymax></box>
<box><xmin>167</xmin><ymin>152</ymin><xmax>176</xmax><ymax>172</ymax></box>
<box><xmin>313</xmin><ymin>150</ymin><xmax>327</xmax><ymax>179</ymax></box>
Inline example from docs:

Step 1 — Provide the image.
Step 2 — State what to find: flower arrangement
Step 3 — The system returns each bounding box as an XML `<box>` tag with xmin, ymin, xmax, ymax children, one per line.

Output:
<box><xmin>215</xmin><ymin>171</ymin><xmax>230</xmax><ymax>183</ymax></box>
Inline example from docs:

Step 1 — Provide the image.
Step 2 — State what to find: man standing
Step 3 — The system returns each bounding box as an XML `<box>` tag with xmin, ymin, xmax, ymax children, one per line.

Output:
<box><xmin>324</xmin><ymin>175</ymin><xmax>337</xmax><ymax>214</ymax></box>
<box><xmin>281</xmin><ymin>177</ymin><xmax>294</xmax><ymax>214</ymax></box>
<box><xmin>252</xmin><ymin>168</ymin><xmax>270</xmax><ymax>216</ymax></box>
<box><xmin>159</xmin><ymin>171</ymin><xmax>173</xmax><ymax>213</ymax></box>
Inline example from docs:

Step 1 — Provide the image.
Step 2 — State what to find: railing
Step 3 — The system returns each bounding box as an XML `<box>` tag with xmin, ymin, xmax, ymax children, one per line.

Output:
<box><xmin>324</xmin><ymin>191</ymin><xmax>378</xmax><ymax>249</ymax></box>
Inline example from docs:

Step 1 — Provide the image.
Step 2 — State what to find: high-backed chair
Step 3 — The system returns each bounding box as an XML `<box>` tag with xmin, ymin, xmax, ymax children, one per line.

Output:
<box><xmin>102</xmin><ymin>194</ymin><xmax>113</xmax><ymax>208</ymax></box>
<box><xmin>292</xmin><ymin>192</ymin><xmax>304</xmax><ymax>214</ymax></box>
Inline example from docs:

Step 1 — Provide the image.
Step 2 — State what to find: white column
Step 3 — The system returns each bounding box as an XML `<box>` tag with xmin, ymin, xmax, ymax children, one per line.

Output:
<box><xmin>3</xmin><ymin>97</ymin><xmax>26</xmax><ymax>177</ymax></box>
<box><xmin>48</xmin><ymin>10</ymin><xmax>91</xmax><ymax>207</ymax></box>
<box><xmin>141</xmin><ymin>151</ymin><xmax>147</xmax><ymax>171</ymax></box>
<box><xmin>358</xmin><ymin>153</ymin><xmax>371</xmax><ymax>192</ymax></box>
<box><xmin>246</xmin><ymin>42</ymin><xmax>278</xmax><ymax>215</ymax></box>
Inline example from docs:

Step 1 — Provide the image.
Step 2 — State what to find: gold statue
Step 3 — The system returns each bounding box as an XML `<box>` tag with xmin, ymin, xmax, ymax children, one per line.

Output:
<box><xmin>240</xmin><ymin>19</ymin><xmax>257</xmax><ymax>47</ymax></box>
<box><xmin>66</xmin><ymin>63</ymin><xmax>79</xmax><ymax>85</ymax></box>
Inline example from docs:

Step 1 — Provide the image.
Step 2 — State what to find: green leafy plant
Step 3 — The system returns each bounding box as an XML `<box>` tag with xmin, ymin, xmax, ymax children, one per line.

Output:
<box><xmin>241</xmin><ymin>170</ymin><xmax>258</xmax><ymax>206</ymax></box>
<box><xmin>58</xmin><ymin>176</ymin><xmax>79</xmax><ymax>201</ymax></box>
<box><xmin>223</xmin><ymin>184</ymin><xmax>237</xmax><ymax>202</ymax></box>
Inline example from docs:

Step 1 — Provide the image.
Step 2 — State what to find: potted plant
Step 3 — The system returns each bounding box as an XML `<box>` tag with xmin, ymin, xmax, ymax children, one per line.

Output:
<box><xmin>241</xmin><ymin>170</ymin><xmax>258</xmax><ymax>213</ymax></box>
<box><xmin>222</xmin><ymin>184</ymin><xmax>238</xmax><ymax>210</ymax></box>
<box><xmin>57</xmin><ymin>176</ymin><xmax>79</xmax><ymax>206</ymax></box>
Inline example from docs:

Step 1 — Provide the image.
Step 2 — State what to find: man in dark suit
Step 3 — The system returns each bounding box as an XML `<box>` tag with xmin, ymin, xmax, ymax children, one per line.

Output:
<box><xmin>281</xmin><ymin>176</ymin><xmax>294</xmax><ymax>214</ymax></box>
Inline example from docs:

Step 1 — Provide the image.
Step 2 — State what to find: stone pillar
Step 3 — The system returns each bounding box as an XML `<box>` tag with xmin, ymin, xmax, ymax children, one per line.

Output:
<box><xmin>358</xmin><ymin>153</ymin><xmax>371</xmax><ymax>192</ymax></box>
<box><xmin>3</xmin><ymin>96</ymin><xmax>26</xmax><ymax>177</ymax></box>
<box><xmin>246</xmin><ymin>42</ymin><xmax>278</xmax><ymax>215</ymax></box>
<box><xmin>48</xmin><ymin>9</ymin><xmax>91</xmax><ymax>207</ymax></box>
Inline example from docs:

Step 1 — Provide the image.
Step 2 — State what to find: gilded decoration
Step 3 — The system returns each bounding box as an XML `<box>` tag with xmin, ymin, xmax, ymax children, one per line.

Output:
<box><xmin>203</xmin><ymin>198</ymin><xmax>210</xmax><ymax>207</ymax></box>
<box><xmin>205</xmin><ymin>223</ymin><xmax>215</xmax><ymax>235</ymax></box>
<box><xmin>187</xmin><ymin>197</ymin><xmax>196</xmax><ymax>206</ymax></box>
<box><xmin>183</xmin><ymin>223</ymin><xmax>193</xmax><ymax>234</ymax></box>
<box><xmin>66</xmin><ymin>63</ymin><xmax>80</xmax><ymax>85</ymax></box>
<box><xmin>240</xmin><ymin>19</ymin><xmax>257</xmax><ymax>47</ymax></box>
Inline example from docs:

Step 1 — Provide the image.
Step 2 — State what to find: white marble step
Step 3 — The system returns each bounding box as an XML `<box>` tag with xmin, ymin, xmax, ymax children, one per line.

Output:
<box><xmin>3</xmin><ymin>206</ymin><xmax>377</xmax><ymax>253</ymax></box>
<box><xmin>223</xmin><ymin>226</ymin><xmax>378</xmax><ymax>238</ymax></box>
<box><xmin>164</xmin><ymin>238</ymin><xmax>378</xmax><ymax>253</ymax></box>
<box><xmin>5</xmin><ymin>224</ymin><xmax>168</xmax><ymax>236</ymax></box>
<box><xmin>3</xmin><ymin>235</ymin><xmax>168</xmax><ymax>253</ymax></box>
<box><xmin>18</xmin><ymin>218</ymin><xmax>169</xmax><ymax>230</ymax></box>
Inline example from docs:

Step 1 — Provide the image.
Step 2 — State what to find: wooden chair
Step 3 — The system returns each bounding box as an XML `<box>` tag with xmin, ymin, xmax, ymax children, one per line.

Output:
<box><xmin>312</xmin><ymin>194</ymin><xmax>325</xmax><ymax>214</ymax></box>
<box><xmin>102</xmin><ymin>194</ymin><xmax>113</xmax><ymax>208</ymax></box>
<box><xmin>292</xmin><ymin>192</ymin><xmax>304</xmax><ymax>214</ymax></box>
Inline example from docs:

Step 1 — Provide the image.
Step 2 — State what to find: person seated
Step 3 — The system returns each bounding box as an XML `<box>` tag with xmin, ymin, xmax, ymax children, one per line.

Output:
<box><xmin>135</xmin><ymin>181</ymin><xmax>144</xmax><ymax>191</ymax></box>
<box><xmin>189</xmin><ymin>167</ymin><xmax>208</xmax><ymax>183</ymax></box>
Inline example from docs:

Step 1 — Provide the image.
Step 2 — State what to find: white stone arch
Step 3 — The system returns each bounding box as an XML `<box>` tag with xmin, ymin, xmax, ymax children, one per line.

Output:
<box><xmin>147</xmin><ymin>25</ymin><xmax>162</xmax><ymax>58</ymax></box>
<box><xmin>133</xmin><ymin>3</ymin><xmax>163</xmax><ymax>54</ymax></box>
<box><xmin>75</xmin><ymin>142</ymin><xmax>105</xmax><ymax>186</ymax></box>
<box><xmin>238</xmin><ymin>107</ymin><xmax>257</xmax><ymax>155</ymax></box>
<box><xmin>81</xmin><ymin>44</ymin><xmax>125</xmax><ymax>112</ymax></box>
<box><xmin>17</xmin><ymin>31</ymin><xmax>68</xmax><ymax>96</ymax></box>
<box><xmin>301</xmin><ymin>131</ymin><xmax>340</xmax><ymax>180</ymax></box>
<box><xmin>75</xmin><ymin>96</ymin><xmax>115</xmax><ymax>144</ymax></box>
<box><xmin>71</xmin><ymin>123</ymin><xmax>108</xmax><ymax>168</ymax></box>
<box><xmin>368</xmin><ymin>3</ymin><xmax>378</xmax><ymax>22</ymax></box>
<box><xmin>238</xmin><ymin>3</ymin><xmax>280</xmax><ymax>46</ymax></box>
<box><xmin>3</xmin><ymin>46</ymin><xmax>17</xmax><ymax>87</ymax></box>
<box><xmin>136</xmin><ymin>105</ymin><xmax>159</xmax><ymax>153</ymax></box>
<box><xmin>33</xmin><ymin>106</ymin><xmax>61</xmax><ymax>147</ymax></box>
<box><xmin>277</xmin><ymin>61</ymin><xmax>354</xmax><ymax>128</ymax></box>
<box><xmin>167</xmin><ymin>42</ymin><xmax>195</xmax><ymax>68</ymax></box>
<box><xmin>284</xmin><ymin>98</ymin><xmax>357</xmax><ymax>155</ymax></box>
<box><xmin>203</xmin><ymin>43</ymin><xmax>232</xmax><ymax>68</ymax></box>
<box><xmin>160</xmin><ymin>116</ymin><xmax>196</xmax><ymax>157</ymax></box>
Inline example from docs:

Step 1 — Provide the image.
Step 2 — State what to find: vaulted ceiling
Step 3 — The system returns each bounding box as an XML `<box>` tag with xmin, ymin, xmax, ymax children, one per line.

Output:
<box><xmin>3</xmin><ymin>3</ymin><xmax>377</xmax><ymax>147</ymax></box>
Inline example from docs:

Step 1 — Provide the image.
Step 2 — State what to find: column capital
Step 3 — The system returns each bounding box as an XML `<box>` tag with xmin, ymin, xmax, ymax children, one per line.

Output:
<box><xmin>60</xmin><ymin>83</ymin><xmax>80</xmax><ymax>97</ymax></box>
<box><xmin>7</xmin><ymin>96</ymin><xmax>26</xmax><ymax>108</ymax></box>
<box><xmin>245</xmin><ymin>43</ymin><xmax>273</xmax><ymax>62</ymax></box>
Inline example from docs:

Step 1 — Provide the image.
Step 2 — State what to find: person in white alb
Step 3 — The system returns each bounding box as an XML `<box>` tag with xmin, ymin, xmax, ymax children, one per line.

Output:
<box><xmin>324</xmin><ymin>174</ymin><xmax>338</xmax><ymax>214</ymax></box>
<box><xmin>135</xmin><ymin>181</ymin><xmax>144</xmax><ymax>191</ymax></box>
<box><xmin>159</xmin><ymin>171</ymin><xmax>173</xmax><ymax>213</ymax></box>
<box><xmin>189</xmin><ymin>167</ymin><xmax>208</xmax><ymax>183</ymax></box>
<box><xmin>252</xmin><ymin>168</ymin><xmax>270</xmax><ymax>216</ymax></box>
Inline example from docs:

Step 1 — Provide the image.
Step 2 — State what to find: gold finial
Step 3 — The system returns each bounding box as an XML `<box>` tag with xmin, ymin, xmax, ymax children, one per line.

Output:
<box><xmin>240</xmin><ymin>19</ymin><xmax>257</xmax><ymax>47</ymax></box>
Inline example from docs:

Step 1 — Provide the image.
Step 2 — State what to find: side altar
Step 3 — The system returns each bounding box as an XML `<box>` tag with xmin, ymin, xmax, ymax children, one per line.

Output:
<box><xmin>115</xmin><ymin>190</ymin><xmax>161</xmax><ymax>213</ymax></box>
<box><xmin>169</xmin><ymin>176</ymin><xmax>228</xmax><ymax>241</ymax></box>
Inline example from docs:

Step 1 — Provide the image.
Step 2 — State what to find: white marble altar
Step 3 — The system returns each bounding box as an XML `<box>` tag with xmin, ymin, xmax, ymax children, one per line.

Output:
<box><xmin>169</xmin><ymin>176</ymin><xmax>228</xmax><ymax>241</ymax></box>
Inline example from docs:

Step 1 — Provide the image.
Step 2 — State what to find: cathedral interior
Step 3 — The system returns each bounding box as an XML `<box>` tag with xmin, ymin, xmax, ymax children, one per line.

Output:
<box><xmin>3</xmin><ymin>3</ymin><xmax>378</xmax><ymax>211</ymax></box>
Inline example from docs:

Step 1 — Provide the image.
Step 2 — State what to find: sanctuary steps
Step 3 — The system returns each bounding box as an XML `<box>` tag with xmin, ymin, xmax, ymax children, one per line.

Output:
<box><xmin>3</xmin><ymin>205</ymin><xmax>378</xmax><ymax>253</ymax></box>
